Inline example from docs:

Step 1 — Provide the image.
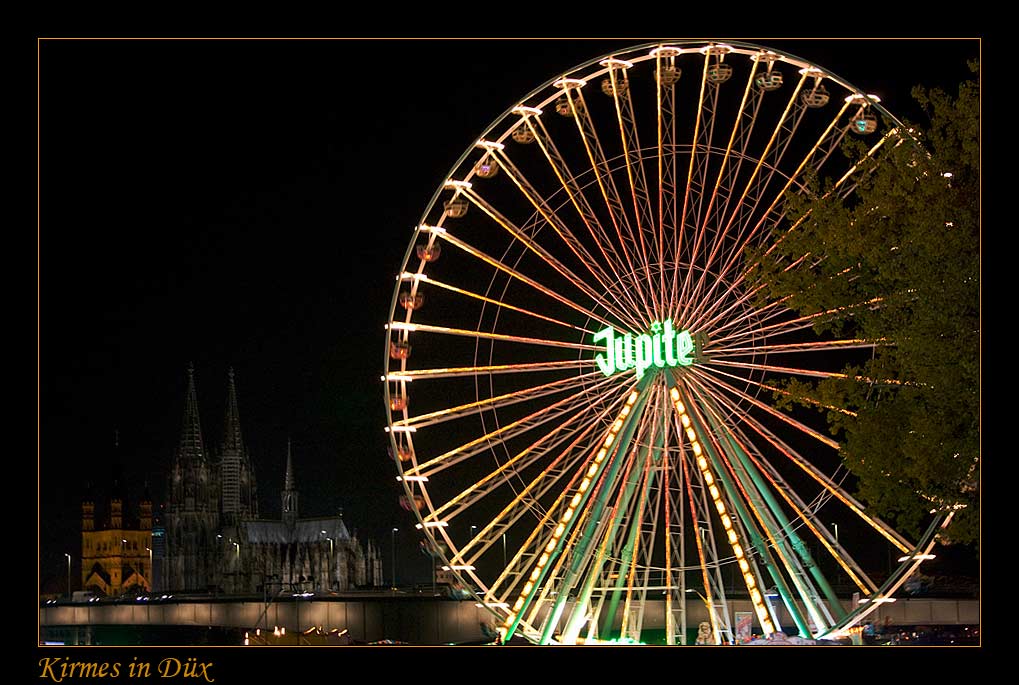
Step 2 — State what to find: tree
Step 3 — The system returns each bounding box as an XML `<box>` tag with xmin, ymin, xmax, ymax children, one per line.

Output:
<box><xmin>748</xmin><ymin>65</ymin><xmax>979</xmax><ymax>546</ymax></box>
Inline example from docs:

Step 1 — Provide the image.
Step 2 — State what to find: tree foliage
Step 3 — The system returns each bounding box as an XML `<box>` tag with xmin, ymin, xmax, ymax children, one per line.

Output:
<box><xmin>748</xmin><ymin>65</ymin><xmax>979</xmax><ymax>545</ymax></box>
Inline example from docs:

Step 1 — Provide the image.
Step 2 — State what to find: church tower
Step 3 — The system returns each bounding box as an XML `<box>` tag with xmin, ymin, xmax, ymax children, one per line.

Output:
<box><xmin>166</xmin><ymin>364</ymin><xmax>221</xmax><ymax>592</ymax></box>
<box><xmin>219</xmin><ymin>368</ymin><xmax>258</xmax><ymax>527</ymax></box>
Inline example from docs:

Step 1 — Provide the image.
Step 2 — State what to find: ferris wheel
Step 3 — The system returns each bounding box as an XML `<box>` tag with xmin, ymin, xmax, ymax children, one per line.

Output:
<box><xmin>382</xmin><ymin>40</ymin><xmax>954</xmax><ymax>645</ymax></box>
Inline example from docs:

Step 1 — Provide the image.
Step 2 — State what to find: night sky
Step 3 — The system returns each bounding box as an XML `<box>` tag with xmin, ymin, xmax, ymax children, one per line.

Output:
<box><xmin>38</xmin><ymin>37</ymin><xmax>980</xmax><ymax>591</ymax></box>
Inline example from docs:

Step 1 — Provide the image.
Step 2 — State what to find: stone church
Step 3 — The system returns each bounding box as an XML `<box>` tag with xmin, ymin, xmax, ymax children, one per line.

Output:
<box><xmin>80</xmin><ymin>471</ymin><xmax>153</xmax><ymax>597</ymax></box>
<box><xmin>166</xmin><ymin>365</ymin><xmax>383</xmax><ymax>594</ymax></box>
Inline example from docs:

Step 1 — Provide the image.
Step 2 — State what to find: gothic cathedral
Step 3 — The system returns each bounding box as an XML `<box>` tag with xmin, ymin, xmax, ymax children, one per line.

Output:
<box><xmin>165</xmin><ymin>365</ymin><xmax>383</xmax><ymax>594</ymax></box>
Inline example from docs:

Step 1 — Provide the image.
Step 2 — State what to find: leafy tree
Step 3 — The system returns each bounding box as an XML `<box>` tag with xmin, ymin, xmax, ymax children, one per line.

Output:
<box><xmin>748</xmin><ymin>66</ymin><xmax>979</xmax><ymax>546</ymax></box>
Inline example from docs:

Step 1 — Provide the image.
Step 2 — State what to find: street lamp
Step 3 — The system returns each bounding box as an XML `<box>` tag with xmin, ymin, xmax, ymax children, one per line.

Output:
<box><xmin>391</xmin><ymin>528</ymin><xmax>398</xmax><ymax>590</ymax></box>
<box><xmin>830</xmin><ymin>522</ymin><xmax>839</xmax><ymax>545</ymax></box>
<box><xmin>64</xmin><ymin>553</ymin><xmax>71</xmax><ymax>599</ymax></box>
<box><xmin>502</xmin><ymin>533</ymin><xmax>507</xmax><ymax>569</ymax></box>
<box><xmin>145</xmin><ymin>547</ymin><xmax>152</xmax><ymax>592</ymax></box>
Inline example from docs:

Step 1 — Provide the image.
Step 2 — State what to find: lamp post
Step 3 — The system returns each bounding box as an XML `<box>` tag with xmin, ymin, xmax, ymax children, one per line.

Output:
<box><xmin>469</xmin><ymin>525</ymin><xmax>477</xmax><ymax>545</ymax></box>
<box><xmin>145</xmin><ymin>547</ymin><xmax>152</xmax><ymax>592</ymax></box>
<box><xmin>828</xmin><ymin>523</ymin><xmax>840</xmax><ymax>586</ymax></box>
<box><xmin>502</xmin><ymin>533</ymin><xmax>507</xmax><ymax>569</ymax></box>
<box><xmin>391</xmin><ymin>528</ymin><xmax>398</xmax><ymax>590</ymax></box>
<box><xmin>120</xmin><ymin>540</ymin><xmax>128</xmax><ymax>595</ymax></box>
<box><xmin>64</xmin><ymin>553</ymin><xmax>71</xmax><ymax>599</ymax></box>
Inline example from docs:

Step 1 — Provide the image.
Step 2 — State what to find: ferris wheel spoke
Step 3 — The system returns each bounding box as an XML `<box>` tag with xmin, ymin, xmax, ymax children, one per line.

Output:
<box><xmin>685</xmin><ymin>102</ymin><xmax>855</xmax><ymax>329</ymax></box>
<box><xmin>685</xmin><ymin>281</ymin><xmax>776</xmax><ymax>339</ymax></box>
<box><xmin>689</xmin><ymin>388</ymin><xmax>849</xmax><ymax>629</ymax></box>
<box><xmin>485</xmin><ymin>142</ymin><xmax>648</xmax><ymax>325</ymax></box>
<box><xmin>407</xmin><ymin>373</ymin><xmax>629</xmax><ymax>478</ymax></box>
<box><xmin>757</xmin><ymin>128</ymin><xmax>899</xmax><ymax>268</ymax></box>
<box><xmin>833</xmin><ymin>126</ymin><xmax>900</xmax><ymax>193</ymax></box>
<box><xmin>562</xmin><ymin>87</ymin><xmax>646</xmax><ymax>295</ymax></box>
<box><xmin>704</xmin><ymin>53</ymin><xmax>775</xmax><ymax>237</ymax></box>
<box><xmin>458</xmin><ymin>186</ymin><xmax>644</xmax><ymax>326</ymax></box>
<box><xmin>433</xmin><ymin>229</ymin><xmax>622</xmax><ymax>329</ymax></box>
<box><xmin>476</xmin><ymin>404</ymin><xmax>623</xmax><ymax>601</ymax></box>
<box><xmin>681</xmin><ymin>371</ymin><xmax>913</xmax><ymax>554</ymax></box>
<box><xmin>694</xmin><ymin>363</ymin><xmax>858</xmax><ymax>417</ymax></box>
<box><xmin>431</xmin><ymin>389</ymin><xmax>622</xmax><ymax>530</ymax></box>
<box><xmin>687</xmin><ymin>55</ymin><xmax>762</xmax><ymax>270</ymax></box>
<box><xmin>603</xmin><ymin>59</ymin><xmax>661</xmax><ymax>317</ymax></box>
<box><xmin>388</xmin><ymin>359</ymin><xmax>592</xmax><ymax>382</ymax></box>
<box><xmin>400</xmin><ymin>272</ymin><xmax>595</xmax><ymax>335</ymax></box>
<box><xmin>650</xmin><ymin>47</ymin><xmax>682</xmax><ymax>320</ymax></box>
<box><xmin>393</xmin><ymin>372</ymin><xmax>600</xmax><ymax>430</ymax></box>
<box><xmin>706</xmin><ymin>359</ymin><xmax>909</xmax><ymax>389</ymax></box>
<box><xmin>686</xmin><ymin>366</ymin><xmax>840</xmax><ymax>450</ymax></box>
<box><xmin>711</xmin><ymin>338</ymin><xmax>881</xmax><ymax>357</ymax></box>
<box><xmin>709</xmin><ymin>296</ymin><xmax>880</xmax><ymax>349</ymax></box>
<box><xmin>698</xmin><ymin>360</ymin><xmax>836</xmax><ymax>387</ymax></box>
<box><xmin>436</xmin><ymin>411</ymin><xmax>603</xmax><ymax>534</ymax></box>
<box><xmin>520</xmin><ymin>109</ymin><xmax>643</xmax><ymax>313</ymax></box>
<box><xmin>679</xmin><ymin>70</ymin><xmax>812</xmax><ymax>326</ymax></box>
<box><xmin>468</xmin><ymin>450</ymin><xmax>593</xmax><ymax>605</ymax></box>
<box><xmin>672</xmin><ymin>50</ymin><xmax>715</xmax><ymax>316</ymax></box>
<box><xmin>388</xmin><ymin>321</ymin><xmax>600</xmax><ymax>352</ymax></box>
<box><xmin>717</xmin><ymin>416</ymin><xmax>880</xmax><ymax>595</ymax></box>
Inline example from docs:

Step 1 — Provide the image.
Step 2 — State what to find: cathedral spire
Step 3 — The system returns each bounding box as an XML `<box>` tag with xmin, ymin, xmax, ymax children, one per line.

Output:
<box><xmin>282</xmin><ymin>438</ymin><xmax>298</xmax><ymax>524</ymax></box>
<box><xmin>219</xmin><ymin>367</ymin><xmax>258</xmax><ymax>521</ymax></box>
<box><xmin>177</xmin><ymin>362</ymin><xmax>205</xmax><ymax>464</ymax></box>
<box><xmin>222</xmin><ymin>367</ymin><xmax>244</xmax><ymax>454</ymax></box>
<box><xmin>284</xmin><ymin>438</ymin><xmax>295</xmax><ymax>491</ymax></box>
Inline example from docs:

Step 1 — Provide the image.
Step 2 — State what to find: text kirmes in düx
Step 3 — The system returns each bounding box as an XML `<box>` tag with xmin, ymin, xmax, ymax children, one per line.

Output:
<box><xmin>38</xmin><ymin>656</ymin><xmax>215</xmax><ymax>682</ymax></box>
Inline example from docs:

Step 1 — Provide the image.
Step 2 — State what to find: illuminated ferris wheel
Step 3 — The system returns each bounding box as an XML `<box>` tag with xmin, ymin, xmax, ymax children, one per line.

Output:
<box><xmin>382</xmin><ymin>40</ymin><xmax>954</xmax><ymax>645</ymax></box>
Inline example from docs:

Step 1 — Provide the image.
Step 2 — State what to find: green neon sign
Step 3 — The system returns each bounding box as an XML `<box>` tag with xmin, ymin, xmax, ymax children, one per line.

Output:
<box><xmin>594</xmin><ymin>320</ymin><xmax>694</xmax><ymax>380</ymax></box>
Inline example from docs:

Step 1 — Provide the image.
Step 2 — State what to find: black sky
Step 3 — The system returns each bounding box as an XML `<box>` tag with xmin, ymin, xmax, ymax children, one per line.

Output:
<box><xmin>38</xmin><ymin>37</ymin><xmax>980</xmax><ymax>590</ymax></box>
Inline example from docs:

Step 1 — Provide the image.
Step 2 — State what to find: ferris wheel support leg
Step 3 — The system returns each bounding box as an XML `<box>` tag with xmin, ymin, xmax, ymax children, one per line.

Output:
<box><xmin>599</xmin><ymin>429</ymin><xmax>665</xmax><ymax>640</ymax></box>
<box><xmin>536</xmin><ymin>384</ymin><xmax>654</xmax><ymax>644</ymax></box>
<box><xmin>676</xmin><ymin>384</ymin><xmax>812</xmax><ymax>638</ymax></box>
<box><xmin>711</xmin><ymin>413</ymin><xmax>846</xmax><ymax>624</ymax></box>
<box><xmin>562</xmin><ymin>434</ymin><xmax>657</xmax><ymax>644</ymax></box>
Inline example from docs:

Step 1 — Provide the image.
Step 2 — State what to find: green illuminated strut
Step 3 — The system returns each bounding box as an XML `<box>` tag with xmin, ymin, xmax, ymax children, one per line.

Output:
<box><xmin>593</xmin><ymin>320</ymin><xmax>694</xmax><ymax>380</ymax></box>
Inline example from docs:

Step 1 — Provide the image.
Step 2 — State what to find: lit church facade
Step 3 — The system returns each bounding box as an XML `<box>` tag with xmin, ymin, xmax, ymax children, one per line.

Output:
<box><xmin>81</xmin><ymin>480</ymin><xmax>153</xmax><ymax>597</ymax></box>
